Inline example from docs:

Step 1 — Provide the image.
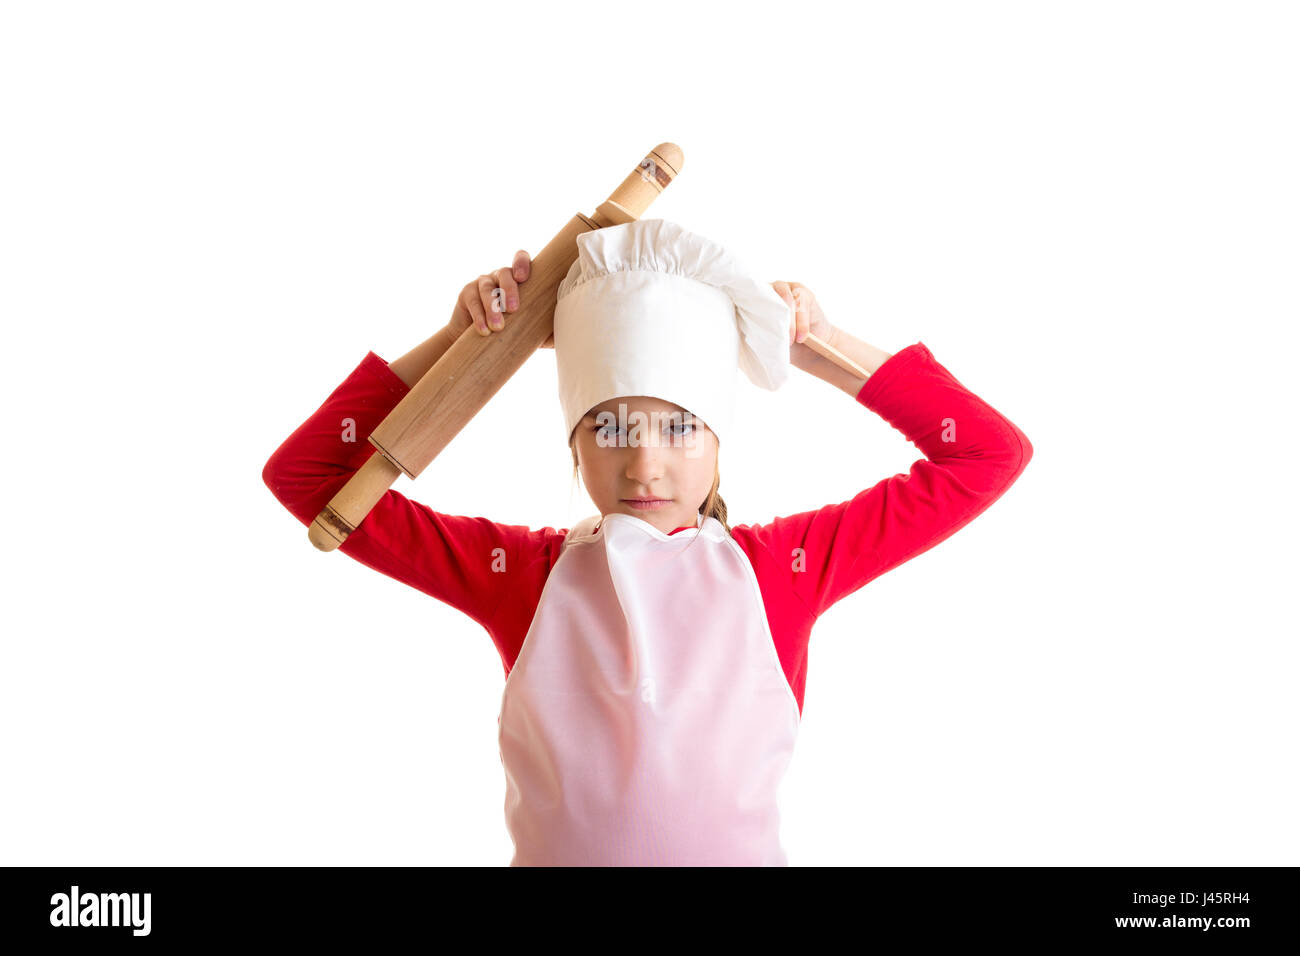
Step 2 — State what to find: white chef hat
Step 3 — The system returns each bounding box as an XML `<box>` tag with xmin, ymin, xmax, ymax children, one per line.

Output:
<box><xmin>553</xmin><ymin>218</ymin><xmax>791</xmax><ymax>446</ymax></box>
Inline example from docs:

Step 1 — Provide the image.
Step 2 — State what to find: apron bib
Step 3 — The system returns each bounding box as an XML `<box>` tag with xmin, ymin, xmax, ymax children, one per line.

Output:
<box><xmin>497</xmin><ymin>511</ymin><xmax>801</xmax><ymax>866</ymax></box>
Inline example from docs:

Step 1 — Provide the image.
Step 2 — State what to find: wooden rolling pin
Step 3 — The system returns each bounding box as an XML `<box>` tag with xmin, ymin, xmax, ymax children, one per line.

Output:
<box><xmin>308</xmin><ymin>143</ymin><xmax>685</xmax><ymax>551</ymax></box>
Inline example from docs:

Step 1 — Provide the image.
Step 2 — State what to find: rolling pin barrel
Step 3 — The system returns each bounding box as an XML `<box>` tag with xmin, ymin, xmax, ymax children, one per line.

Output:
<box><xmin>308</xmin><ymin>143</ymin><xmax>684</xmax><ymax>552</ymax></box>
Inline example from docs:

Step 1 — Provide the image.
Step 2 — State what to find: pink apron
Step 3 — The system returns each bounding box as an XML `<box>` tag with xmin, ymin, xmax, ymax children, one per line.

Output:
<box><xmin>497</xmin><ymin>511</ymin><xmax>802</xmax><ymax>866</ymax></box>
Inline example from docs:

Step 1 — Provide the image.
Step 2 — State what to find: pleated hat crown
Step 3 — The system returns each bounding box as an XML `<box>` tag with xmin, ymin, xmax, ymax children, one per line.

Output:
<box><xmin>553</xmin><ymin>218</ymin><xmax>791</xmax><ymax>445</ymax></box>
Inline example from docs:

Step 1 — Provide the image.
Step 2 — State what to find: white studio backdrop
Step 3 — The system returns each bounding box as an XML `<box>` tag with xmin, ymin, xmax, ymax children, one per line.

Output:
<box><xmin>2</xmin><ymin>1</ymin><xmax>1296</xmax><ymax>866</ymax></box>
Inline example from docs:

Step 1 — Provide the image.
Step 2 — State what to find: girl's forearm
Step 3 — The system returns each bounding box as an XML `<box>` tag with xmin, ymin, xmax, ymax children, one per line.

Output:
<box><xmin>793</xmin><ymin>325</ymin><xmax>894</xmax><ymax>397</ymax></box>
<box><xmin>388</xmin><ymin>324</ymin><xmax>459</xmax><ymax>389</ymax></box>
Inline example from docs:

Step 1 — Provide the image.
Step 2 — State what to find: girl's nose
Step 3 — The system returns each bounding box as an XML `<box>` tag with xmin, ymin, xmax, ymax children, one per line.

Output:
<box><xmin>624</xmin><ymin>439</ymin><xmax>664</xmax><ymax>482</ymax></box>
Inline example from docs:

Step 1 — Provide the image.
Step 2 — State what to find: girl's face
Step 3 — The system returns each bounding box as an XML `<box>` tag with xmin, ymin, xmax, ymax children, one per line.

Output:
<box><xmin>573</xmin><ymin>395</ymin><xmax>719</xmax><ymax>536</ymax></box>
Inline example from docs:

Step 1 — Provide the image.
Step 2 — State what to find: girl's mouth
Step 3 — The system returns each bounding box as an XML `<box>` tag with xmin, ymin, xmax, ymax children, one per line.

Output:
<box><xmin>622</xmin><ymin>498</ymin><xmax>672</xmax><ymax>511</ymax></box>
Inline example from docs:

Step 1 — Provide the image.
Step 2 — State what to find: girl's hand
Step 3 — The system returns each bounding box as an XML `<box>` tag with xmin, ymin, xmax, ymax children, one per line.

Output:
<box><xmin>447</xmin><ymin>249</ymin><xmax>554</xmax><ymax>348</ymax></box>
<box><xmin>771</xmin><ymin>280</ymin><xmax>834</xmax><ymax>347</ymax></box>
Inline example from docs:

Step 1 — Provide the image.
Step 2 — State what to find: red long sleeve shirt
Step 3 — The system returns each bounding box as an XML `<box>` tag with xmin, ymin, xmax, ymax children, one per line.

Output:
<box><xmin>262</xmin><ymin>342</ymin><xmax>1032</xmax><ymax>716</ymax></box>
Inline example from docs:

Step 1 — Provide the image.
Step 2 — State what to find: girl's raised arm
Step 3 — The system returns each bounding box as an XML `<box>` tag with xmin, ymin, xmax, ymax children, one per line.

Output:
<box><xmin>732</xmin><ymin>338</ymin><xmax>1033</xmax><ymax>618</ymax></box>
<box><xmin>262</xmin><ymin>252</ymin><xmax>557</xmax><ymax>648</ymax></box>
<box><xmin>262</xmin><ymin>349</ymin><xmax>553</xmax><ymax>637</ymax></box>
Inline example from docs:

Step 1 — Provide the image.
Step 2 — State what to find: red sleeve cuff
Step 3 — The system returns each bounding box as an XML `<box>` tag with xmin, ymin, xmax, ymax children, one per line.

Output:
<box><xmin>855</xmin><ymin>341</ymin><xmax>929</xmax><ymax>408</ymax></box>
<box><xmin>358</xmin><ymin>351</ymin><xmax>413</xmax><ymax>398</ymax></box>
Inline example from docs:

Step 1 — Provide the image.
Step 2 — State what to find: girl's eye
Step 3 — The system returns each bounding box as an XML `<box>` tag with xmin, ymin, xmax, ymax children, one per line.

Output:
<box><xmin>592</xmin><ymin>422</ymin><xmax>693</xmax><ymax>440</ymax></box>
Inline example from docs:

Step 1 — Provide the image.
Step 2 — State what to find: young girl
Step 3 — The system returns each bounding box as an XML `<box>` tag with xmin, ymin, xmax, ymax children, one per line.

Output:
<box><xmin>262</xmin><ymin>219</ymin><xmax>1033</xmax><ymax>867</ymax></box>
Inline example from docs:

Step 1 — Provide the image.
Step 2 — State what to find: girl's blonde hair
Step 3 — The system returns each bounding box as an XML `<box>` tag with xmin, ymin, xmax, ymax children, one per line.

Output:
<box><xmin>569</xmin><ymin>420</ymin><xmax>731</xmax><ymax>537</ymax></box>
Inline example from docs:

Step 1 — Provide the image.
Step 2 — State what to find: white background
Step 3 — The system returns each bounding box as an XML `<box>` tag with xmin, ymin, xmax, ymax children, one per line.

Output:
<box><xmin>2</xmin><ymin>1</ymin><xmax>1296</xmax><ymax>866</ymax></box>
